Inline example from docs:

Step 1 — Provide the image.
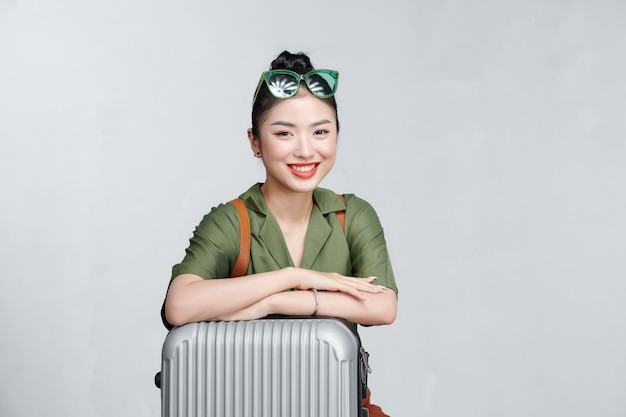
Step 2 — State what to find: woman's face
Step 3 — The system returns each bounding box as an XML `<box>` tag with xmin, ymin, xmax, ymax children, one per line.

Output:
<box><xmin>249</xmin><ymin>90</ymin><xmax>338</xmax><ymax>195</ymax></box>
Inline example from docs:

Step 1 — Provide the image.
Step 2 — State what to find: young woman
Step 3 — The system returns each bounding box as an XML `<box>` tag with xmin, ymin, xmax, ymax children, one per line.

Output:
<box><xmin>163</xmin><ymin>51</ymin><xmax>398</xmax><ymax>416</ymax></box>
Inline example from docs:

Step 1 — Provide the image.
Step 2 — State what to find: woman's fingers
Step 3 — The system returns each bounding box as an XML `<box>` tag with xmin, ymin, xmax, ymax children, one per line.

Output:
<box><xmin>295</xmin><ymin>271</ymin><xmax>385</xmax><ymax>301</ymax></box>
<box><xmin>343</xmin><ymin>276</ymin><xmax>388</xmax><ymax>294</ymax></box>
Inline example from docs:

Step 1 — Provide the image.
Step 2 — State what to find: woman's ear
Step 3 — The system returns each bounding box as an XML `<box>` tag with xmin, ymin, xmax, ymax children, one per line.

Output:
<box><xmin>247</xmin><ymin>128</ymin><xmax>262</xmax><ymax>157</ymax></box>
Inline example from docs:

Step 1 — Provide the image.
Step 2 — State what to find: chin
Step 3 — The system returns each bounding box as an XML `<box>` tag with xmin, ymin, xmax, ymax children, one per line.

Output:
<box><xmin>285</xmin><ymin>174</ymin><xmax>327</xmax><ymax>193</ymax></box>
<box><xmin>289</xmin><ymin>181</ymin><xmax>322</xmax><ymax>194</ymax></box>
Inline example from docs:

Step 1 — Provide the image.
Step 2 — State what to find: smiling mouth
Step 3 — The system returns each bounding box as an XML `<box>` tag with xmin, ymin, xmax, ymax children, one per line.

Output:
<box><xmin>288</xmin><ymin>163</ymin><xmax>320</xmax><ymax>178</ymax></box>
<box><xmin>289</xmin><ymin>163</ymin><xmax>319</xmax><ymax>172</ymax></box>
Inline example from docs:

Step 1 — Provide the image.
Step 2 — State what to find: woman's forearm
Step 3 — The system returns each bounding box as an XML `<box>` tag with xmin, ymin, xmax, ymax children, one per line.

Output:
<box><xmin>268</xmin><ymin>288</ymin><xmax>397</xmax><ymax>325</ymax></box>
<box><xmin>165</xmin><ymin>269</ymin><xmax>296</xmax><ymax>326</ymax></box>
<box><xmin>165</xmin><ymin>268</ymin><xmax>394</xmax><ymax>326</ymax></box>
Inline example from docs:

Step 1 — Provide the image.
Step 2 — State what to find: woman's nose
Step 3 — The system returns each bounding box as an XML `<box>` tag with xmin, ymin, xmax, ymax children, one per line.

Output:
<box><xmin>294</xmin><ymin>136</ymin><xmax>314</xmax><ymax>158</ymax></box>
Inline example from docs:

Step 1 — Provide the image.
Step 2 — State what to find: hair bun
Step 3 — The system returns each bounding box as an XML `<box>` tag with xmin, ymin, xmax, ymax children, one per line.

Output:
<box><xmin>270</xmin><ymin>51</ymin><xmax>314</xmax><ymax>74</ymax></box>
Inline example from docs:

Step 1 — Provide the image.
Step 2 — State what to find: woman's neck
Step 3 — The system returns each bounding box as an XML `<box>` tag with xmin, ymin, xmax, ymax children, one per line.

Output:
<box><xmin>260</xmin><ymin>183</ymin><xmax>314</xmax><ymax>223</ymax></box>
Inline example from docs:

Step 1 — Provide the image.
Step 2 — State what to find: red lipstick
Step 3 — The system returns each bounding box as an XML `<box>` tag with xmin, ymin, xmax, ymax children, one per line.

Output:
<box><xmin>288</xmin><ymin>163</ymin><xmax>319</xmax><ymax>178</ymax></box>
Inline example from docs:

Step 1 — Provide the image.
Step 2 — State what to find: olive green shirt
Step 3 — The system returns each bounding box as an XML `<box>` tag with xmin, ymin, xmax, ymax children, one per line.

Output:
<box><xmin>172</xmin><ymin>183</ymin><xmax>397</xmax><ymax>294</ymax></box>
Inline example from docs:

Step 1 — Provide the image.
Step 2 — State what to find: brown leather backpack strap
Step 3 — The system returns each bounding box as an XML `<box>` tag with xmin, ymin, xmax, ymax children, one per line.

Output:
<box><xmin>337</xmin><ymin>194</ymin><xmax>346</xmax><ymax>232</ymax></box>
<box><xmin>229</xmin><ymin>198</ymin><xmax>250</xmax><ymax>278</ymax></box>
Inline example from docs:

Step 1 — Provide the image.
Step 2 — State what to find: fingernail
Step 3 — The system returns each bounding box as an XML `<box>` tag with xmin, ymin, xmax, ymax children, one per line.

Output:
<box><xmin>362</xmin><ymin>295</ymin><xmax>369</xmax><ymax>301</ymax></box>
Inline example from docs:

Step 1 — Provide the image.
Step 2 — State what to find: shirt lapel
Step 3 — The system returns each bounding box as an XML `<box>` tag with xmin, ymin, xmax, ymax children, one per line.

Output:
<box><xmin>259</xmin><ymin>211</ymin><xmax>294</xmax><ymax>268</ymax></box>
<box><xmin>241</xmin><ymin>184</ymin><xmax>294</xmax><ymax>268</ymax></box>
<box><xmin>300</xmin><ymin>204</ymin><xmax>333</xmax><ymax>269</ymax></box>
<box><xmin>240</xmin><ymin>184</ymin><xmax>346</xmax><ymax>270</ymax></box>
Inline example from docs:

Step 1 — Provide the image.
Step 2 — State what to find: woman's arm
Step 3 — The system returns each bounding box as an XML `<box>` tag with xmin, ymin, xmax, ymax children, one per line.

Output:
<box><xmin>165</xmin><ymin>270</ymin><xmax>290</xmax><ymax>327</ymax></box>
<box><xmin>164</xmin><ymin>267</ymin><xmax>385</xmax><ymax>326</ymax></box>
<box><xmin>266</xmin><ymin>288</ymin><xmax>397</xmax><ymax>326</ymax></box>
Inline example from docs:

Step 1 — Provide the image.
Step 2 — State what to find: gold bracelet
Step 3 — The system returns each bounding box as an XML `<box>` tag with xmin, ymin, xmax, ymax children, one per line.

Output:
<box><xmin>311</xmin><ymin>289</ymin><xmax>319</xmax><ymax>316</ymax></box>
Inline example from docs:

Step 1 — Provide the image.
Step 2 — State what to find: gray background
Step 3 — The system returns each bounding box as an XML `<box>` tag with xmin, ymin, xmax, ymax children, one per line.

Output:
<box><xmin>1</xmin><ymin>1</ymin><xmax>625</xmax><ymax>416</ymax></box>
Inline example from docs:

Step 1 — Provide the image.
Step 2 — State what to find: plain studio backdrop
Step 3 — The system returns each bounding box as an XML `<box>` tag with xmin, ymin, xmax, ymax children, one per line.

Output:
<box><xmin>1</xmin><ymin>1</ymin><xmax>625</xmax><ymax>416</ymax></box>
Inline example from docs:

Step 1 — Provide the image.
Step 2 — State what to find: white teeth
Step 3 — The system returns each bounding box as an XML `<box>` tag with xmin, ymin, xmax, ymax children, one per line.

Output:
<box><xmin>290</xmin><ymin>164</ymin><xmax>316</xmax><ymax>172</ymax></box>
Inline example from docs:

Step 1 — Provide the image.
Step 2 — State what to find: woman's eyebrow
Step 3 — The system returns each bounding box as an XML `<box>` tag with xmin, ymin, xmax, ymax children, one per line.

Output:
<box><xmin>270</xmin><ymin>121</ymin><xmax>296</xmax><ymax>127</ymax></box>
<box><xmin>269</xmin><ymin>119</ymin><xmax>333</xmax><ymax>128</ymax></box>
<box><xmin>311</xmin><ymin>119</ymin><xmax>332</xmax><ymax>127</ymax></box>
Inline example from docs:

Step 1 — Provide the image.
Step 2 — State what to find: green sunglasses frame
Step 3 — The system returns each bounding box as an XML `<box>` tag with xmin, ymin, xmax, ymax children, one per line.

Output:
<box><xmin>252</xmin><ymin>69</ymin><xmax>339</xmax><ymax>104</ymax></box>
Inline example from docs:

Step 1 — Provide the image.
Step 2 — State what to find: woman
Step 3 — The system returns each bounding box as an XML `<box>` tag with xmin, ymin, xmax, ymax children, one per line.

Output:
<box><xmin>163</xmin><ymin>51</ymin><xmax>398</xmax><ymax>416</ymax></box>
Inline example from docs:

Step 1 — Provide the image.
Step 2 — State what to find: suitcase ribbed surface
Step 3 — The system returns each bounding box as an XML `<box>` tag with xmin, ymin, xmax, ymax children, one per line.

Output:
<box><xmin>161</xmin><ymin>318</ymin><xmax>359</xmax><ymax>417</ymax></box>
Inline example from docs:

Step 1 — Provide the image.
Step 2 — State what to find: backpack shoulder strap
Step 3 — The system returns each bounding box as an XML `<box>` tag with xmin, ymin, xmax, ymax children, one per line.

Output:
<box><xmin>229</xmin><ymin>198</ymin><xmax>250</xmax><ymax>278</ymax></box>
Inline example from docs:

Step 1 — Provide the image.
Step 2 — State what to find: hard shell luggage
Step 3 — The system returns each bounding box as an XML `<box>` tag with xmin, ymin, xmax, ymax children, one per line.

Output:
<box><xmin>158</xmin><ymin>317</ymin><xmax>367</xmax><ymax>417</ymax></box>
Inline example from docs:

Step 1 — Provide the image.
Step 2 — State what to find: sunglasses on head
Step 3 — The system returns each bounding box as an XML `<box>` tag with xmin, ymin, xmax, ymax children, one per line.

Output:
<box><xmin>253</xmin><ymin>69</ymin><xmax>339</xmax><ymax>103</ymax></box>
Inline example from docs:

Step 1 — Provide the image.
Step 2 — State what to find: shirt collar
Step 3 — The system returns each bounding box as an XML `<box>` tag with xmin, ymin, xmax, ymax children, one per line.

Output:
<box><xmin>239</xmin><ymin>183</ymin><xmax>346</xmax><ymax>215</ymax></box>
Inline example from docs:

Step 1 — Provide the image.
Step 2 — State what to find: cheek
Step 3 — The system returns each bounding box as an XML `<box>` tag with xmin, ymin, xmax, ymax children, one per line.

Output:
<box><xmin>262</xmin><ymin>141</ymin><xmax>292</xmax><ymax>160</ymax></box>
<box><xmin>319</xmin><ymin>139</ymin><xmax>338</xmax><ymax>158</ymax></box>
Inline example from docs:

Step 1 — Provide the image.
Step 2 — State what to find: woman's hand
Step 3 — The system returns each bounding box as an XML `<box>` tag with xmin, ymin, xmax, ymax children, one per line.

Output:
<box><xmin>290</xmin><ymin>268</ymin><xmax>386</xmax><ymax>301</ymax></box>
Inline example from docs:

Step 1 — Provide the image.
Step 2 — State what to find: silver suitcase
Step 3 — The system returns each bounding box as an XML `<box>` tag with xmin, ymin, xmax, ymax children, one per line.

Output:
<box><xmin>158</xmin><ymin>317</ymin><xmax>365</xmax><ymax>417</ymax></box>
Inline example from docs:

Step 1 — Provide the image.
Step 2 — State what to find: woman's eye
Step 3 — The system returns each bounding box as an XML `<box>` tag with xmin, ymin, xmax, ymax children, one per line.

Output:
<box><xmin>314</xmin><ymin>129</ymin><xmax>329</xmax><ymax>136</ymax></box>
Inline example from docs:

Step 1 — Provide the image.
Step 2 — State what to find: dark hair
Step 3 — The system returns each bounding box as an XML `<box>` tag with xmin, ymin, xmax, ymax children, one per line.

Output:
<box><xmin>251</xmin><ymin>51</ymin><xmax>340</xmax><ymax>137</ymax></box>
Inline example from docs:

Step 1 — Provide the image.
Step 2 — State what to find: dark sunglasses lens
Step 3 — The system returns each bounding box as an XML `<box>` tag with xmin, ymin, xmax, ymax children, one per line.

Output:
<box><xmin>306</xmin><ymin>71</ymin><xmax>337</xmax><ymax>97</ymax></box>
<box><xmin>266</xmin><ymin>73</ymin><xmax>299</xmax><ymax>98</ymax></box>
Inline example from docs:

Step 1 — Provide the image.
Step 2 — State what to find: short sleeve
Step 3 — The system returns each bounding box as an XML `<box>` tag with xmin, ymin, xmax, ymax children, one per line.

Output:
<box><xmin>344</xmin><ymin>195</ymin><xmax>398</xmax><ymax>294</ymax></box>
<box><xmin>171</xmin><ymin>203</ymin><xmax>241</xmax><ymax>281</ymax></box>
